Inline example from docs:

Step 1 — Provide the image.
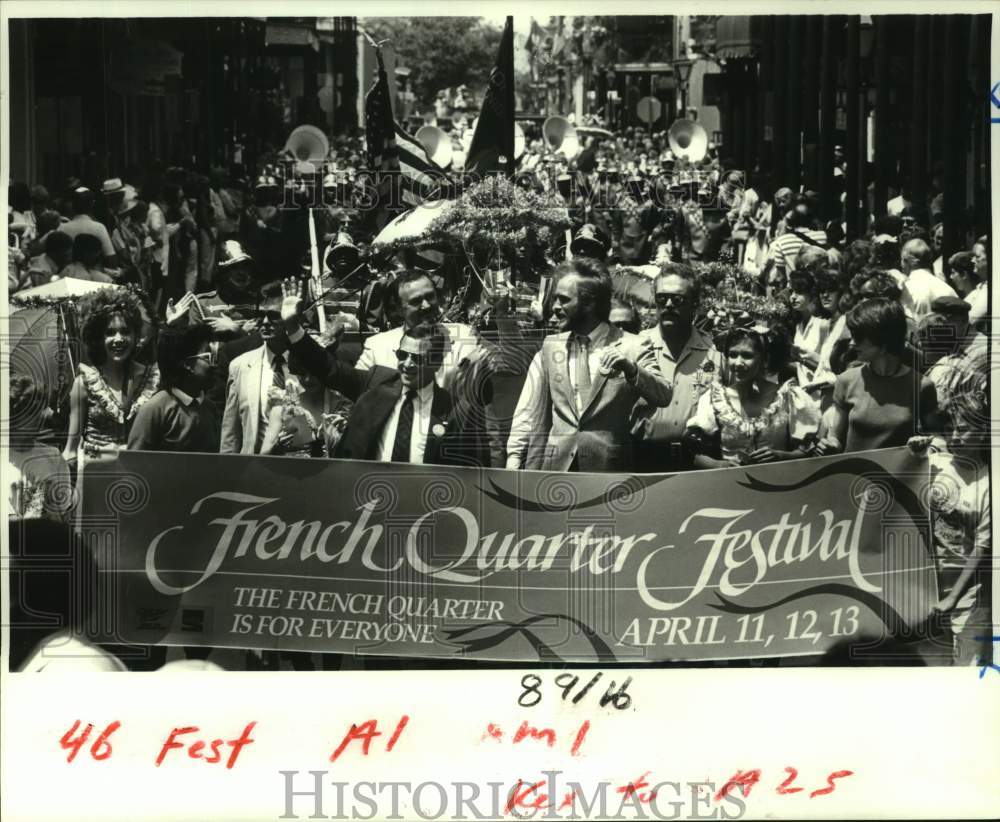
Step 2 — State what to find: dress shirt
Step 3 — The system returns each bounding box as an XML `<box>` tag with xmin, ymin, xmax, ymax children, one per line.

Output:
<box><xmin>793</xmin><ymin>315</ymin><xmax>831</xmax><ymax>385</ymax></box>
<box><xmin>566</xmin><ymin>322</ymin><xmax>616</xmax><ymax>412</ymax></box>
<box><xmin>902</xmin><ymin>268</ymin><xmax>958</xmax><ymax>321</ymax></box>
<box><xmin>966</xmin><ymin>282</ymin><xmax>988</xmax><ymax>331</ymax></box>
<box><xmin>377</xmin><ymin>382</ymin><xmax>435</xmax><ymax>464</ymax></box>
<box><xmin>632</xmin><ymin>326</ymin><xmax>721</xmax><ymax>442</ymax></box>
<box><xmin>259</xmin><ymin>346</ymin><xmax>290</xmax><ymax>430</ymax></box>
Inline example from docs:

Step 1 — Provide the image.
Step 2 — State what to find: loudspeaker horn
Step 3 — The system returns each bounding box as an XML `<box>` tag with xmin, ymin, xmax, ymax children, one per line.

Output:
<box><xmin>415</xmin><ymin>125</ymin><xmax>454</xmax><ymax>169</ymax></box>
<box><xmin>325</xmin><ymin>230</ymin><xmax>361</xmax><ymax>274</ymax></box>
<box><xmin>667</xmin><ymin>119</ymin><xmax>708</xmax><ymax>163</ymax></box>
<box><xmin>284</xmin><ymin>125</ymin><xmax>330</xmax><ymax>164</ymax></box>
<box><xmin>542</xmin><ymin>116</ymin><xmax>580</xmax><ymax>160</ymax></box>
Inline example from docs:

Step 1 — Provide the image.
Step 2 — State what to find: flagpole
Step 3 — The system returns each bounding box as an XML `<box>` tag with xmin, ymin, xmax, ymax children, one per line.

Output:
<box><xmin>308</xmin><ymin>209</ymin><xmax>325</xmax><ymax>334</ymax></box>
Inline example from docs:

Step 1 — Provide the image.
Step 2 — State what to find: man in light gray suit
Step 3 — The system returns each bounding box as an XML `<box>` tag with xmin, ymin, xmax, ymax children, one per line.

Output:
<box><xmin>219</xmin><ymin>283</ymin><xmax>291</xmax><ymax>454</ymax></box>
<box><xmin>506</xmin><ymin>258</ymin><xmax>673</xmax><ymax>472</ymax></box>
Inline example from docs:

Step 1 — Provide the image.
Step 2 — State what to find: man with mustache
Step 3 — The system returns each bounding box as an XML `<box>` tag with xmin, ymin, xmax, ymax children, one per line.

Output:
<box><xmin>506</xmin><ymin>258</ymin><xmax>672</xmax><ymax>473</ymax></box>
<box><xmin>353</xmin><ymin>270</ymin><xmax>492</xmax><ymax>392</ymax></box>
<box><xmin>278</xmin><ymin>281</ymin><xmax>491</xmax><ymax>467</ymax></box>
<box><xmin>630</xmin><ymin>263</ymin><xmax>722</xmax><ymax>472</ymax></box>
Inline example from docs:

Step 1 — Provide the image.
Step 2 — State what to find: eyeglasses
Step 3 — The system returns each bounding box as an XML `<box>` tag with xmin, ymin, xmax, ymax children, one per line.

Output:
<box><xmin>258</xmin><ymin>311</ymin><xmax>282</xmax><ymax>324</ymax></box>
<box><xmin>654</xmin><ymin>293</ymin><xmax>690</xmax><ymax>307</ymax></box>
<box><xmin>395</xmin><ymin>349</ymin><xmax>431</xmax><ymax>365</ymax></box>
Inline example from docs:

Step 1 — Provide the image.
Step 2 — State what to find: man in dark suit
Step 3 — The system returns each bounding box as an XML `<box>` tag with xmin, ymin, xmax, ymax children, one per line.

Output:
<box><xmin>282</xmin><ymin>287</ymin><xmax>490</xmax><ymax>467</ymax></box>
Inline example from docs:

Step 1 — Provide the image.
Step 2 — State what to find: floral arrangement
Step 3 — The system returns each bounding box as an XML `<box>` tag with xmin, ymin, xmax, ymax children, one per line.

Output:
<box><xmin>690</xmin><ymin>260</ymin><xmax>757</xmax><ymax>294</ymax></box>
<box><xmin>422</xmin><ymin>176</ymin><xmax>571</xmax><ymax>274</ymax></box>
<box><xmin>696</xmin><ymin>289</ymin><xmax>795</xmax><ymax>348</ymax></box>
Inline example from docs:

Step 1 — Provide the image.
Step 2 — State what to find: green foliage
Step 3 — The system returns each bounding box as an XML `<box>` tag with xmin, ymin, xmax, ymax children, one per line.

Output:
<box><xmin>424</xmin><ymin>176</ymin><xmax>570</xmax><ymax>266</ymax></box>
<box><xmin>362</xmin><ymin>18</ymin><xmax>502</xmax><ymax>108</ymax></box>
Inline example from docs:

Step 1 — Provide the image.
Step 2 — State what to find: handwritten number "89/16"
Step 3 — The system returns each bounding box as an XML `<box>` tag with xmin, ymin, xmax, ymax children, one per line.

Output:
<box><xmin>518</xmin><ymin>673</ymin><xmax>633</xmax><ymax>710</ymax></box>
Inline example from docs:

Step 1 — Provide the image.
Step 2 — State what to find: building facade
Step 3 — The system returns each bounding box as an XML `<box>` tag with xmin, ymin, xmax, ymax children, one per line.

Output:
<box><xmin>7</xmin><ymin>17</ymin><xmax>359</xmax><ymax>188</ymax></box>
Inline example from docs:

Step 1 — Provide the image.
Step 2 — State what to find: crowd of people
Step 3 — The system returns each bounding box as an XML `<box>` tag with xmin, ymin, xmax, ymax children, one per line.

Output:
<box><xmin>6</xmin><ymin>121</ymin><xmax>992</xmax><ymax>670</ymax></box>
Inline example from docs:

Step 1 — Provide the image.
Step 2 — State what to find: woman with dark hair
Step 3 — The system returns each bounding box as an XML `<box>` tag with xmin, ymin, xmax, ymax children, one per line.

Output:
<box><xmin>686</xmin><ymin>326</ymin><xmax>820</xmax><ymax>468</ymax></box>
<box><xmin>259</xmin><ymin>347</ymin><xmax>350</xmax><ymax>458</ymax></box>
<box><xmin>809</xmin><ymin>267</ymin><xmax>852</xmax><ymax>398</ymax></box>
<box><xmin>818</xmin><ymin>297</ymin><xmax>939</xmax><ymax>454</ymax></box>
<box><xmin>788</xmin><ymin>268</ymin><xmax>829</xmax><ymax>385</ymax></box>
<box><xmin>62</xmin><ymin>289</ymin><xmax>159</xmax><ymax>469</ymax></box>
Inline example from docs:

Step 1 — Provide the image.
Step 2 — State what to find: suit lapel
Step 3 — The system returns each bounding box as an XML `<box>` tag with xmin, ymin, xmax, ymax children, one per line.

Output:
<box><xmin>424</xmin><ymin>386</ymin><xmax>453</xmax><ymax>464</ymax></box>
<box><xmin>366</xmin><ymin>382</ymin><xmax>403</xmax><ymax>460</ymax></box>
<box><xmin>579</xmin><ymin>325</ymin><xmax>622</xmax><ymax>422</ymax></box>
<box><xmin>247</xmin><ymin>346</ymin><xmax>266</xmax><ymax>451</ymax></box>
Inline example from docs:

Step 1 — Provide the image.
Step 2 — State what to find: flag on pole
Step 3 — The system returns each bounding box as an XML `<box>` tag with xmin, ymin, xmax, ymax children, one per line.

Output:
<box><xmin>550</xmin><ymin>17</ymin><xmax>566</xmax><ymax>59</ymax></box>
<box><xmin>364</xmin><ymin>46</ymin><xmax>448</xmax><ymax>220</ymax></box>
<box><xmin>465</xmin><ymin>16</ymin><xmax>515</xmax><ymax>178</ymax></box>
<box><xmin>394</xmin><ymin>123</ymin><xmax>449</xmax><ymax>206</ymax></box>
<box><xmin>525</xmin><ymin>19</ymin><xmax>548</xmax><ymax>54</ymax></box>
<box><xmin>364</xmin><ymin>51</ymin><xmax>397</xmax><ymax>174</ymax></box>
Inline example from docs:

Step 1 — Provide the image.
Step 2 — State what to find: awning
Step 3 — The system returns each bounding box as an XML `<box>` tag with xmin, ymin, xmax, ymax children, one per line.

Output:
<box><xmin>716</xmin><ymin>16</ymin><xmax>761</xmax><ymax>60</ymax></box>
<box><xmin>265</xmin><ymin>22</ymin><xmax>319</xmax><ymax>52</ymax></box>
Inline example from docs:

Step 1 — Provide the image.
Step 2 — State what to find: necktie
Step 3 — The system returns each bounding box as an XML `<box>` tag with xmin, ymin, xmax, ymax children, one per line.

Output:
<box><xmin>574</xmin><ymin>334</ymin><xmax>592</xmax><ymax>410</ymax></box>
<box><xmin>391</xmin><ymin>389</ymin><xmax>417</xmax><ymax>463</ymax></box>
<box><xmin>272</xmin><ymin>353</ymin><xmax>286</xmax><ymax>390</ymax></box>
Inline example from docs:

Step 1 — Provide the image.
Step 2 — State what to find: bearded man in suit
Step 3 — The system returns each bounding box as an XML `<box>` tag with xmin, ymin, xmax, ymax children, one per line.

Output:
<box><xmin>506</xmin><ymin>257</ymin><xmax>673</xmax><ymax>472</ymax></box>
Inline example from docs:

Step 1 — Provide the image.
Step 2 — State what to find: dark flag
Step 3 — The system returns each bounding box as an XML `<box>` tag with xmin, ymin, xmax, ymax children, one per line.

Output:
<box><xmin>364</xmin><ymin>47</ymin><xmax>447</xmax><ymax>224</ymax></box>
<box><xmin>466</xmin><ymin>16</ymin><xmax>515</xmax><ymax>178</ymax></box>
<box><xmin>364</xmin><ymin>50</ymin><xmax>402</xmax><ymax>226</ymax></box>
<box><xmin>524</xmin><ymin>19</ymin><xmax>548</xmax><ymax>54</ymax></box>
<box><xmin>364</xmin><ymin>51</ymin><xmax>397</xmax><ymax>175</ymax></box>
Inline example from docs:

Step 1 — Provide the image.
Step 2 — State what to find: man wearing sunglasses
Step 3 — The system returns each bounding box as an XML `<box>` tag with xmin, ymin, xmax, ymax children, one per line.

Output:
<box><xmin>129</xmin><ymin>324</ymin><xmax>221</xmax><ymax>453</ymax></box>
<box><xmin>334</xmin><ymin>325</ymin><xmax>488</xmax><ymax>466</ymax></box>
<box><xmin>352</xmin><ymin>269</ymin><xmax>493</xmax><ymax>382</ymax></box>
<box><xmin>220</xmin><ymin>282</ymin><xmax>293</xmax><ymax>454</ymax></box>
<box><xmin>629</xmin><ymin>263</ymin><xmax>723</xmax><ymax>472</ymax></box>
<box><xmin>280</xmin><ymin>278</ymin><xmax>492</xmax><ymax>467</ymax></box>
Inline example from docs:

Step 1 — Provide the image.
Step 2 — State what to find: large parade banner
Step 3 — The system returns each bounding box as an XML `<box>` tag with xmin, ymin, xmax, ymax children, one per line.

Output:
<box><xmin>81</xmin><ymin>449</ymin><xmax>939</xmax><ymax>663</ymax></box>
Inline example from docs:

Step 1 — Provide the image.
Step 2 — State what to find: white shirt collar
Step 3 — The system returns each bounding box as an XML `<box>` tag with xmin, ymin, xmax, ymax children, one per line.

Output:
<box><xmin>569</xmin><ymin>321</ymin><xmax>612</xmax><ymax>347</ymax></box>
<box><xmin>404</xmin><ymin>382</ymin><xmax>435</xmax><ymax>404</ymax></box>
<box><xmin>264</xmin><ymin>345</ymin><xmax>287</xmax><ymax>366</ymax></box>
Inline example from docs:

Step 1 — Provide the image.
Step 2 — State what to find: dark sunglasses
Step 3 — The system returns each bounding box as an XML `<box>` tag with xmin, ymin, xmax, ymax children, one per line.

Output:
<box><xmin>395</xmin><ymin>349</ymin><xmax>432</xmax><ymax>365</ymax></box>
<box><xmin>654</xmin><ymin>293</ymin><xmax>690</xmax><ymax>307</ymax></box>
<box><xmin>257</xmin><ymin>310</ymin><xmax>283</xmax><ymax>324</ymax></box>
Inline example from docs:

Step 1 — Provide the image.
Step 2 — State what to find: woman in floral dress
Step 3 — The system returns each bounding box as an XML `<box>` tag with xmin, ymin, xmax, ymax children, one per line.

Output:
<box><xmin>687</xmin><ymin>326</ymin><xmax>820</xmax><ymax>468</ymax></box>
<box><xmin>62</xmin><ymin>290</ymin><xmax>159</xmax><ymax>515</ymax></box>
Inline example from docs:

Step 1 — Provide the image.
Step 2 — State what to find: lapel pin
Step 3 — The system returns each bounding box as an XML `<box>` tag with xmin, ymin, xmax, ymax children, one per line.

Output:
<box><xmin>432</xmin><ymin>423</ymin><xmax>446</xmax><ymax>437</ymax></box>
